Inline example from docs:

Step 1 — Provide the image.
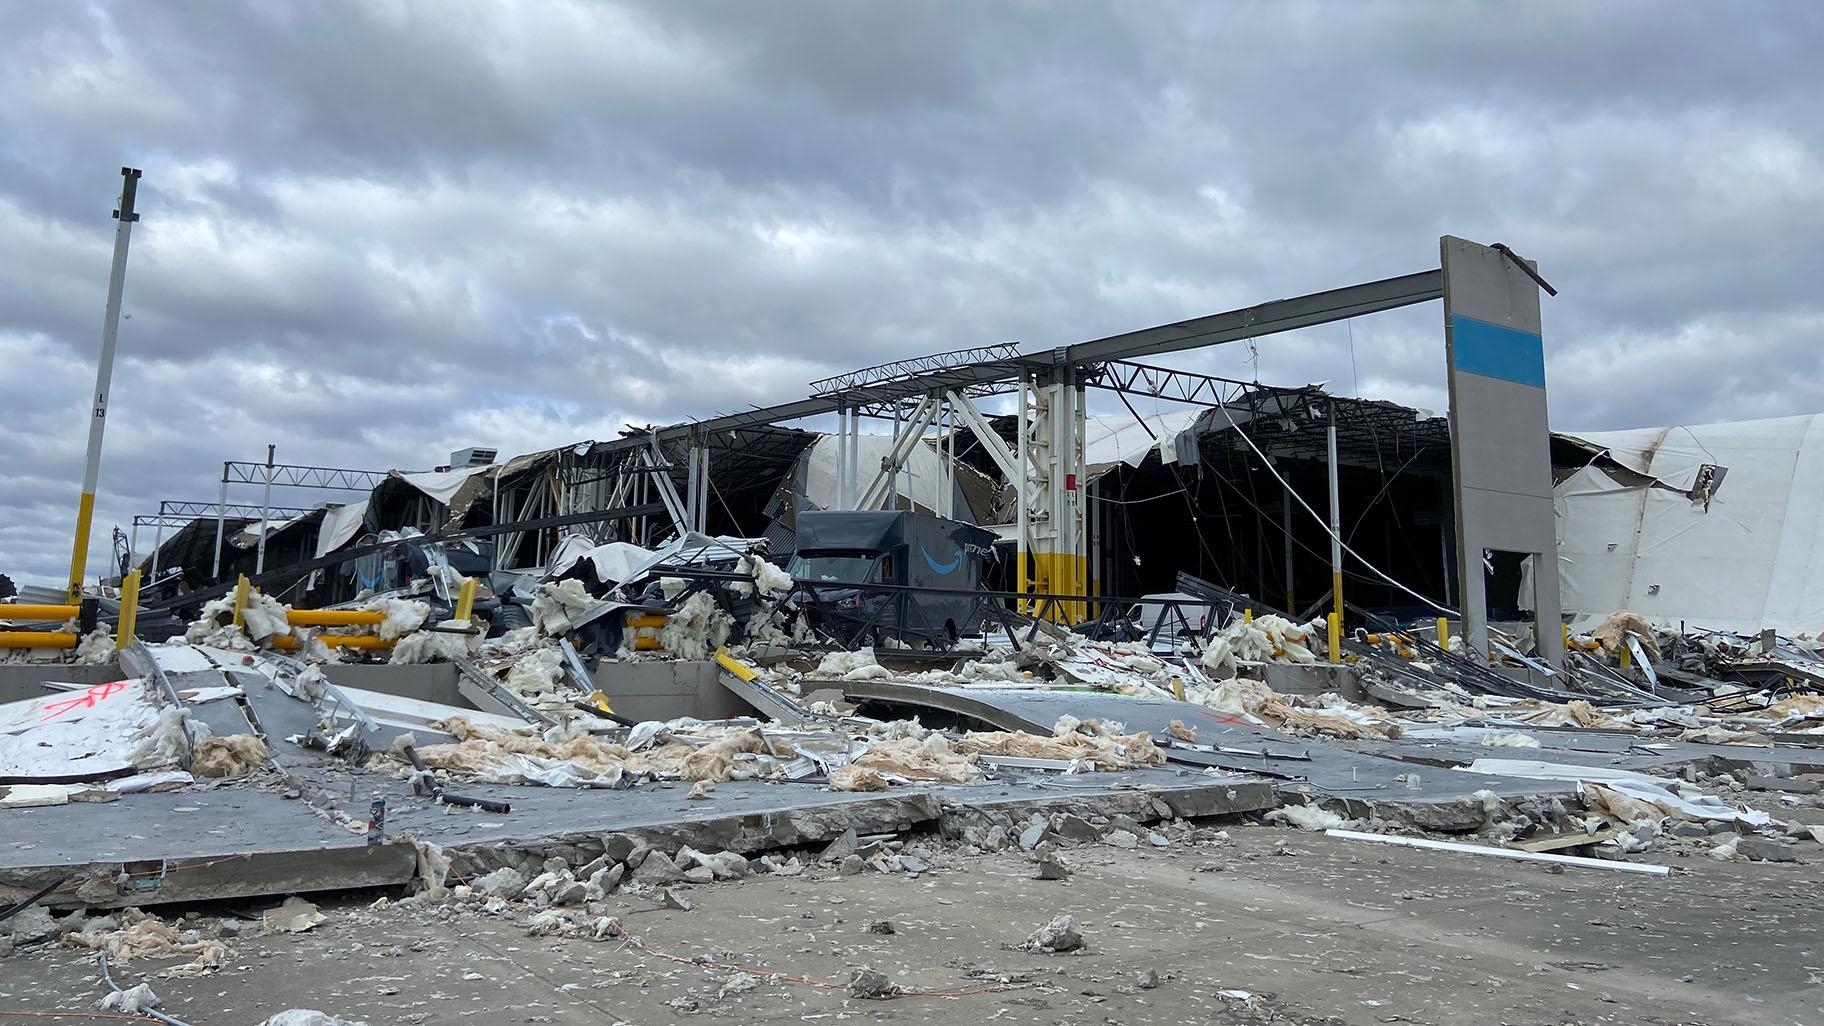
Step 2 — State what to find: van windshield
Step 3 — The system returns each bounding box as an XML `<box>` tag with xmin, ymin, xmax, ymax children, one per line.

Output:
<box><xmin>790</xmin><ymin>554</ymin><xmax>879</xmax><ymax>583</ymax></box>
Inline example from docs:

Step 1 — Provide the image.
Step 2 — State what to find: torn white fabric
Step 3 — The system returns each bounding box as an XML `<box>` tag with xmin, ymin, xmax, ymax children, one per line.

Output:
<box><xmin>397</xmin><ymin>465</ymin><xmax>492</xmax><ymax>505</ymax></box>
<box><xmin>315</xmin><ymin>499</ymin><xmax>370</xmax><ymax>558</ymax></box>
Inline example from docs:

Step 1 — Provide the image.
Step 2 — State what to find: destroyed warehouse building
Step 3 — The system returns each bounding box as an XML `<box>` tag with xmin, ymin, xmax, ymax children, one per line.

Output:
<box><xmin>7</xmin><ymin>236</ymin><xmax>1824</xmax><ymax>1025</ymax></box>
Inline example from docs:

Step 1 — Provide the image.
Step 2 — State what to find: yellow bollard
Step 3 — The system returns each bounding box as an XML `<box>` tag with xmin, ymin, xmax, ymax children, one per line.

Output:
<box><xmin>1327</xmin><ymin>611</ymin><xmax>1341</xmax><ymax>664</ymax></box>
<box><xmin>1171</xmin><ymin>676</ymin><xmax>1185</xmax><ymax>702</ymax></box>
<box><xmin>1437</xmin><ymin>617</ymin><xmax>1450</xmax><ymax>650</ymax></box>
<box><xmin>1620</xmin><ymin>643</ymin><xmax>1632</xmax><ymax>670</ymax></box>
<box><xmin>116</xmin><ymin>569</ymin><xmax>141</xmax><ymax>649</ymax></box>
<box><xmin>453</xmin><ymin>577</ymin><xmax>477</xmax><ymax>624</ymax></box>
<box><xmin>232</xmin><ymin>575</ymin><xmax>251</xmax><ymax>628</ymax></box>
<box><xmin>1243</xmin><ymin>608</ymin><xmax>1253</xmax><ymax>625</ymax></box>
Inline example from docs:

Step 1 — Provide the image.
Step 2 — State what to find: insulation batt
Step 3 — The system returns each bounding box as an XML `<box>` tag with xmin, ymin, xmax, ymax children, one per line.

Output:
<box><xmin>1199</xmin><ymin>614</ymin><xmax>1324</xmax><ymax>677</ymax></box>
<box><xmin>658</xmin><ymin>591</ymin><xmax>734</xmax><ymax>660</ymax></box>
<box><xmin>1185</xmin><ymin>678</ymin><xmax>1400</xmax><ymax>739</ymax></box>
<box><xmin>956</xmin><ymin>722</ymin><xmax>1166</xmax><ymax>771</ymax></box>
<box><xmin>389</xmin><ymin>619</ymin><xmax>478</xmax><ymax>664</ymax></box>
<box><xmin>185</xmin><ymin>590</ymin><xmax>293</xmax><ymax>644</ymax></box>
<box><xmin>360</xmin><ymin>597</ymin><xmax>430</xmax><ymax>641</ymax></box>
<box><xmin>1268</xmin><ymin>804</ymin><xmax>1349</xmax><ymax>831</ymax></box>
<box><xmin>504</xmin><ymin>645</ymin><xmax>566</xmax><ymax>698</ymax></box>
<box><xmin>64</xmin><ymin>912</ymin><xmax>229</xmax><ymax>976</ymax></box>
<box><xmin>73</xmin><ymin>627</ymin><xmax>115</xmax><ymax>665</ymax></box>
<box><xmin>192</xmin><ymin>734</ymin><xmax>270</xmax><ymax>777</ymax></box>
<box><xmin>531</xmin><ymin>579</ymin><xmax>596</xmax><ymax>635</ymax></box>
<box><xmin>729</xmin><ymin>554</ymin><xmax>794</xmax><ymax>597</ymax></box>
<box><xmin>836</xmin><ymin>733</ymin><xmax>978</xmax><ymax>787</ymax></box>
<box><xmin>96</xmin><ymin>984</ymin><xmax>161</xmax><ymax>1014</ymax></box>
<box><xmin>813</xmin><ymin>648</ymin><xmax>893</xmax><ymax>681</ymax></box>
<box><xmin>257</xmin><ymin>1013</ymin><xmax>371</xmax><ymax>1026</ymax></box>
<box><xmin>415</xmin><ymin>717</ymin><xmax>775</xmax><ymax>786</ymax></box>
<box><xmin>1590</xmin><ymin>609</ymin><xmax>1662</xmax><ymax>661</ymax></box>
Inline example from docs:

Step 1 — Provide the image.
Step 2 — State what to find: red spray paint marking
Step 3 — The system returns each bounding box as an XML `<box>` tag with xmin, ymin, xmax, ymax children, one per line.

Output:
<box><xmin>37</xmin><ymin>680</ymin><xmax>132</xmax><ymax>722</ymax></box>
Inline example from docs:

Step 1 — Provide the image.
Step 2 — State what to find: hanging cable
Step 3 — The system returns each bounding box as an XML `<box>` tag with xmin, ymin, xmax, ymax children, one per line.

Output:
<box><xmin>1213</xmin><ymin>393</ymin><xmax>1457</xmax><ymax>617</ymax></box>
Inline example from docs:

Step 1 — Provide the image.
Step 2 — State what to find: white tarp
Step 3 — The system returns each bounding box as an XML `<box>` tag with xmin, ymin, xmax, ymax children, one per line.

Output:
<box><xmin>801</xmin><ymin>434</ymin><xmax>967</xmax><ymax>518</ymax></box>
<box><xmin>231</xmin><ymin>510</ymin><xmax>314</xmax><ymax>549</ymax></box>
<box><xmin>315</xmin><ymin>500</ymin><xmax>370</xmax><ymax>558</ymax></box>
<box><xmin>548</xmin><ymin>538</ymin><xmax>657</xmax><ymax>584</ymax></box>
<box><xmin>1548</xmin><ymin>413</ymin><xmax>1824</xmax><ymax>634</ymax></box>
<box><xmin>397</xmin><ymin>466</ymin><xmax>492</xmax><ymax>505</ymax></box>
<box><xmin>1083</xmin><ymin>411</ymin><xmax>1204</xmax><ymax>470</ymax></box>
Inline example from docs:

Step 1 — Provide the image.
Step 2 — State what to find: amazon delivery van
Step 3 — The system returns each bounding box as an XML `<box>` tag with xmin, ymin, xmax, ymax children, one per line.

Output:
<box><xmin>789</xmin><ymin>510</ymin><xmax>998</xmax><ymax>645</ymax></box>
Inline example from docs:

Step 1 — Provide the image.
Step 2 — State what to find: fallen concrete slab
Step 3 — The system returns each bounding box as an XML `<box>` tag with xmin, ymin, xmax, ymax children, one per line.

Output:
<box><xmin>834</xmin><ymin>680</ymin><xmax>1578</xmax><ymax>812</ymax></box>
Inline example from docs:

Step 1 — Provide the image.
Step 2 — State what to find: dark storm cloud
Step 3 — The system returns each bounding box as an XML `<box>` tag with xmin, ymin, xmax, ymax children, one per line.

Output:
<box><xmin>1</xmin><ymin>1</ymin><xmax>1821</xmax><ymax>584</ymax></box>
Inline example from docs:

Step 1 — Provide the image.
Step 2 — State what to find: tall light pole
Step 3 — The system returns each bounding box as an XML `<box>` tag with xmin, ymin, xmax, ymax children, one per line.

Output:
<box><xmin>65</xmin><ymin>167</ymin><xmax>141</xmax><ymax>604</ymax></box>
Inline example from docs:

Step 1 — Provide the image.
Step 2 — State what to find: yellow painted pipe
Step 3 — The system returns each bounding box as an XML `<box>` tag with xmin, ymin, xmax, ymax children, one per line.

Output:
<box><xmin>286</xmin><ymin>609</ymin><xmax>386</xmax><ymax>627</ymax></box>
<box><xmin>633</xmin><ymin>636</ymin><xmax>662</xmax><ymax>651</ymax></box>
<box><xmin>1437</xmin><ymin>617</ymin><xmax>1450</xmax><ymax>649</ymax></box>
<box><xmin>116</xmin><ymin>569</ymin><xmax>141</xmax><ymax>649</ymax></box>
<box><xmin>232</xmin><ymin>575</ymin><xmax>251</xmax><ymax>628</ymax></box>
<box><xmin>269</xmin><ymin>633</ymin><xmax>393</xmax><ymax>650</ymax></box>
<box><xmin>0</xmin><ymin>631</ymin><xmax>79</xmax><ymax>649</ymax></box>
<box><xmin>453</xmin><ymin>578</ymin><xmax>477</xmax><ymax>623</ymax></box>
<box><xmin>66</xmin><ymin>491</ymin><xmax>96</xmax><ymax>606</ymax></box>
<box><xmin>626</xmin><ymin>614</ymin><xmax>668</xmax><ymax>629</ymax></box>
<box><xmin>1326</xmin><ymin>612</ymin><xmax>1341</xmax><ymax>664</ymax></box>
<box><xmin>0</xmin><ymin>604</ymin><xmax>81</xmax><ymax>621</ymax></box>
<box><xmin>714</xmin><ymin>647</ymin><xmax>760</xmax><ymax>681</ymax></box>
<box><xmin>1619</xmin><ymin>644</ymin><xmax>1632</xmax><ymax>670</ymax></box>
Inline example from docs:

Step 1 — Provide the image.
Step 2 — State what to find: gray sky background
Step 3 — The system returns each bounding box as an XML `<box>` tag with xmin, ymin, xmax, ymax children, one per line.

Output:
<box><xmin>3</xmin><ymin>2</ymin><xmax>1821</xmax><ymax>586</ymax></box>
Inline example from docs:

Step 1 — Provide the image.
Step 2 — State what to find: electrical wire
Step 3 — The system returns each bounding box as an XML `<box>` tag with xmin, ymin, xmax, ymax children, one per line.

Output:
<box><xmin>1213</xmin><ymin>393</ymin><xmax>1458</xmax><ymax>617</ymax></box>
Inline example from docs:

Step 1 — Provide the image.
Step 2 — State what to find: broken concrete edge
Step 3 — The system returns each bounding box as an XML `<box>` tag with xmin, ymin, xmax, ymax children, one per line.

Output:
<box><xmin>438</xmin><ymin>779</ymin><xmax>1278</xmax><ymax>883</ymax></box>
<box><xmin>3</xmin><ymin>778</ymin><xmax>1279</xmax><ymax>912</ymax></box>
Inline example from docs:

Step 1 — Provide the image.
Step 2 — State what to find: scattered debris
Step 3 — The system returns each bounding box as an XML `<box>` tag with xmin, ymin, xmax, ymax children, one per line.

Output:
<box><xmin>1021</xmin><ymin>914</ymin><xmax>1085</xmax><ymax>953</ymax></box>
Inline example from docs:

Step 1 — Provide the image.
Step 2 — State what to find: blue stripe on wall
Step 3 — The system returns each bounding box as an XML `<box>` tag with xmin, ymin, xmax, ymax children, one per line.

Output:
<box><xmin>1450</xmin><ymin>315</ymin><xmax>1546</xmax><ymax>388</ymax></box>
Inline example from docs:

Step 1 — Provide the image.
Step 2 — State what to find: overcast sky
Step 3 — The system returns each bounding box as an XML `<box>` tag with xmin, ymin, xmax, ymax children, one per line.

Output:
<box><xmin>3</xmin><ymin>2</ymin><xmax>1821</xmax><ymax>587</ymax></box>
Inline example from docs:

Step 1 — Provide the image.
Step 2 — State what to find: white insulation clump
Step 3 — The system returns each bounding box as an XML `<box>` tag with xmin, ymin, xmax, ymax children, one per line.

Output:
<box><xmin>532</xmin><ymin>580</ymin><xmax>596</xmax><ymax>635</ymax></box>
<box><xmin>96</xmin><ymin>984</ymin><xmax>161</xmax><ymax>1014</ymax></box>
<box><xmin>657</xmin><ymin>592</ymin><xmax>733</xmax><ymax>660</ymax></box>
<box><xmin>73</xmin><ymin>627</ymin><xmax>116</xmax><ymax>664</ymax></box>
<box><xmin>813</xmin><ymin>648</ymin><xmax>893</xmax><ymax>681</ymax></box>
<box><xmin>1198</xmin><ymin>614</ymin><xmax>1324</xmax><ymax>678</ymax></box>
<box><xmin>185</xmin><ymin>591</ymin><xmax>292</xmax><ymax>644</ymax></box>
<box><xmin>363</xmin><ymin>597</ymin><xmax>430</xmax><ymax>641</ymax></box>
<box><xmin>505</xmin><ymin>645</ymin><xmax>567</xmax><ymax>698</ymax></box>
<box><xmin>729</xmin><ymin>554</ymin><xmax>793</xmax><ymax>598</ymax></box>
<box><xmin>389</xmin><ymin>620</ymin><xmax>479</xmax><ymax>664</ymax></box>
<box><xmin>1268</xmin><ymin>803</ymin><xmax>1350</xmax><ymax>832</ymax></box>
<box><xmin>257</xmin><ymin>1013</ymin><xmax>370</xmax><ymax>1026</ymax></box>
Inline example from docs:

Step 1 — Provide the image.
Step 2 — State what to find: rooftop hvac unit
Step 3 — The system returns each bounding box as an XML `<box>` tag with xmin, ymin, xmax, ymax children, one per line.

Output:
<box><xmin>451</xmin><ymin>446</ymin><xmax>498</xmax><ymax>467</ymax></box>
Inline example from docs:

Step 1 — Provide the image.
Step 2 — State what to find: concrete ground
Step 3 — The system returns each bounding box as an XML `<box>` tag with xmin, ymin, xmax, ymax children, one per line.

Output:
<box><xmin>3</xmin><ymin>824</ymin><xmax>1817</xmax><ymax>1026</ymax></box>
